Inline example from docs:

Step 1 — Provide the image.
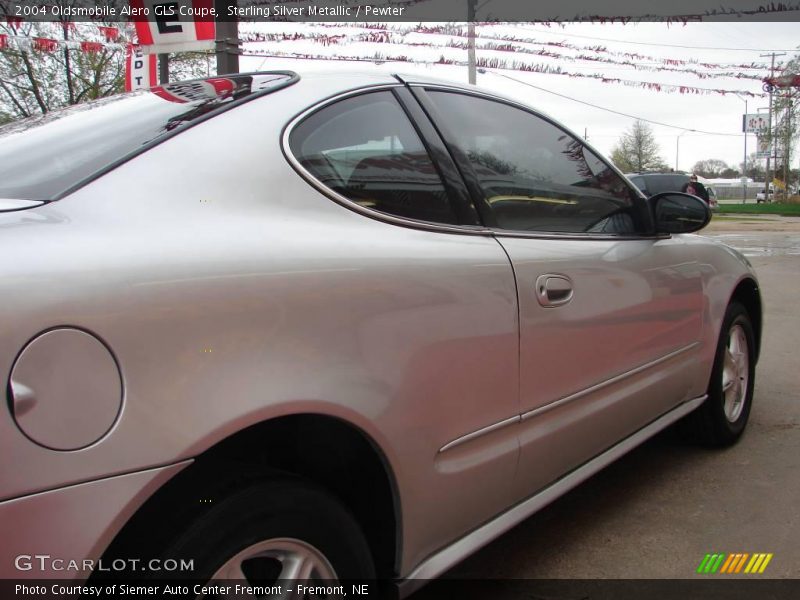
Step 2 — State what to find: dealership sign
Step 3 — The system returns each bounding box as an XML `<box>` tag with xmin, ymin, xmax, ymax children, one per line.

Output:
<box><xmin>129</xmin><ymin>0</ymin><xmax>216</xmax><ymax>54</ymax></box>
<box><xmin>125</xmin><ymin>45</ymin><xmax>157</xmax><ymax>91</ymax></box>
<box><xmin>755</xmin><ymin>136</ymin><xmax>771</xmax><ymax>159</ymax></box>
<box><xmin>743</xmin><ymin>113</ymin><xmax>768</xmax><ymax>134</ymax></box>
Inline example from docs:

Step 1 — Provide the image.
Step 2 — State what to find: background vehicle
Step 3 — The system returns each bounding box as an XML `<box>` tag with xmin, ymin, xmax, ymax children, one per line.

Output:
<box><xmin>626</xmin><ymin>172</ymin><xmax>718</xmax><ymax>210</ymax></box>
<box><xmin>756</xmin><ymin>184</ymin><xmax>775</xmax><ymax>203</ymax></box>
<box><xmin>0</xmin><ymin>72</ymin><xmax>760</xmax><ymax>595</ymax></box>
<box><xmin>706</xmin><ymin>185</ymin><xmax>719</xmax><ymax>210</ymax></box>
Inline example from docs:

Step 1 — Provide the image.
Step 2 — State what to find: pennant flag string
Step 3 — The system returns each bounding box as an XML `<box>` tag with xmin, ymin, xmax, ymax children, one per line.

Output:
<box><xmin>240</xmin><ymin>29</ymin><xmax>769</xmax><ymax>82</ymax></box>
<box><xmin>1</xmin><ymin>33</ymin><xmax>128</xmax><ymax>53</ymax></box>
<box><xmin>241</xmin><ymin>47</ymin><xmax>766</xmax><ymax>98</ymax></box>
<box><xmin>288</xmin><ymin>22</ymin><xmax>782</xmax><ymax>72</ymax></box>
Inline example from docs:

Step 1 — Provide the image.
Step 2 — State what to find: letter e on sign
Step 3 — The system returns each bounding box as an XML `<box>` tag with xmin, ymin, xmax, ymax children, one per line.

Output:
<box><xmin>130</xmin><ymin>0</ymin><xmax>216</xmax><ymax>52</ymax></box>
<box><xmin>155</xmin><ymin>2</ymin><xmax>182</xmax><ymax>34</ymax></box>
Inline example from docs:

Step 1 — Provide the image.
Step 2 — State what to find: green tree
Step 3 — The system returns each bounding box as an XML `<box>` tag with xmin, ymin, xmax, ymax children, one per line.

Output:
<box><xmin>740</xmin><ymin>152</ymin><xmax>766</xmax><ymax>181</ymax></box>
<box><xmin>763</xmin><ymin>50</ymin><xmax>799</xmax><ymax>192</ymax></box>
<box><xmin>0</xmin><ymin>18</ymin><xmax>127</xmax><ymax>120</ymax></box>
<box><xmin>610</xmin><ymin>120</ymin><xmax>668</xmax><ymax>172</ymax></box>
<box><xmin>0</xmin><ymin>1</ymin><xmax>214</xmax><ymax>123</ymax></box>
<box><xmin>692</xmin><ymin>159</ymin><xmax>730</xmax><ymax>178</ymax></box>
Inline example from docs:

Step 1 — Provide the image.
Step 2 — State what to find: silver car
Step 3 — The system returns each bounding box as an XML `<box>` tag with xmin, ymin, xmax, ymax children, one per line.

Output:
<box><xmin>0</xmin><ymin>71</ymin><xmax>760</xmax><ymax>595</ymax></box>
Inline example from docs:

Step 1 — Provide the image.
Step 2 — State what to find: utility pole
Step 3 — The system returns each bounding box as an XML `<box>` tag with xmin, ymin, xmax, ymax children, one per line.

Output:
<box><xmin>467</xmin><ymin>0</ymin><xmax>476</xmax><ymax>84</ymax></box>
<box><xmin>215</xmin><ymin>0</ymin><xmax>239</xmax><ymax>75</ymax></box>
<box><xmin>743</xmin><ymin>98</ymin><xmax>747</xmax><ymax>204</ymax></box>
<box><xmin>785</xmin><ymin>98</ymin><xmax>793</xmax><ymax>195</ymax></box>
<box><xmin>676</xmin><ymin>130</ymin><xmax>689</xmax><ymax>171</ymax></box>
<box><xmin>761</xmin><ymin>52</ymin><xmax>786</xmax><ymax>202</ymax></box>
<box><xmin>737</xmin><ymin>95</ymin><xmax>747</xmax><ymax>203</ymax></box>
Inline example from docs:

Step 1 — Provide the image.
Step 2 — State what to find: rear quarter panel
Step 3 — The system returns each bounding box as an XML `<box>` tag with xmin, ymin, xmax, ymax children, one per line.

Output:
<box><xmin>0</xmin><ymin>76</ymin><xmax>521</xmax><ymax>576</ymax></box>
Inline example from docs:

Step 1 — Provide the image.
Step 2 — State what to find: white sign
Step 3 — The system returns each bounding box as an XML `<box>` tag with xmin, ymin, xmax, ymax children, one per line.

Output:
<box><xmin>743</xmin><ymin>113</ymin><xmax>768</xmax><ymax>133</ymax></box>
<box><xmin>755</xmin><ymin>135</ymin><xmax>771</xmax><ymax>159</ymax></box>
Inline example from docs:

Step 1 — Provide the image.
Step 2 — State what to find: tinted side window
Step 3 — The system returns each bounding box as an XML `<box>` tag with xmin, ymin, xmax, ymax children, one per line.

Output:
<box><xmin>290</xmin><ymin>91</ymin><xmax>459</xmax><ymax>225</ymax></box>
<box><xmin>427</xmin><ymin>92</ymin><xmax>642</xmax><ymax>234</ymax></box>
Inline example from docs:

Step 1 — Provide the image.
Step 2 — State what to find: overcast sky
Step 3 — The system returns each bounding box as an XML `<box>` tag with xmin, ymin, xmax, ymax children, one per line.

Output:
<box><xmin>238</xmin><ymin>21</ymin><xmax>799</xmax><ymax>175</ymax></box>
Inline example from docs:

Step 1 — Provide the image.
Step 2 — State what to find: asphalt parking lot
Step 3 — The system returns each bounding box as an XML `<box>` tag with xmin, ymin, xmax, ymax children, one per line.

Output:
<box><xmin>423</xmin><ymin>218</ymin><xmax>800</xmax><ymax>585</ymax></box>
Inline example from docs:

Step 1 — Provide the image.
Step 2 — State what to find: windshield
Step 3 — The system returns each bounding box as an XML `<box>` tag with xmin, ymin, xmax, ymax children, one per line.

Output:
<box><xmin>0</xmin><ymin>72</ymin><xmax>296</xmax><ymax>201</ymax></box>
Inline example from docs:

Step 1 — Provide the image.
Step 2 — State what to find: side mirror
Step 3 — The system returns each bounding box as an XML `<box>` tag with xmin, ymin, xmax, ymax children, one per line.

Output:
<box><xmin>651</xmin><ymin>192</ymin><xmax>710</xmax><ymax>234</ymax></box>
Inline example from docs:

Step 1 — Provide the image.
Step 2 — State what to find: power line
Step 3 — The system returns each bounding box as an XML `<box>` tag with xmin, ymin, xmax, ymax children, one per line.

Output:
<box><xmin>484</xmin><ymin>70</ymin><xmax>742</xmax><ymax>136</ymax></box>
<box><xmin>510</xmin><ymin>25</ymin><xmax>800</xmax><ymax>53</ymax></box>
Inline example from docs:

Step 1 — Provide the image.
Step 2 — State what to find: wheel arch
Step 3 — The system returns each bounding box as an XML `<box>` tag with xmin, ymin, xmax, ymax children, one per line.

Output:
<box><xmin>95</xmin><ymin>413</ymin><xmax>402</xmax><ymax>580</ymax></box>
<box><xmin>730</xmin><ymin>276</ymin><xmax>762</xmax><ymax>363</ymax></box>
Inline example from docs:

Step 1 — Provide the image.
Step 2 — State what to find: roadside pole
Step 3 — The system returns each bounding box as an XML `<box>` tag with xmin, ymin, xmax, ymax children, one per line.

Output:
<box><xmin>215</xmin><ymin>0</ymin><xmax>239</xmax><ymax>75</ymax></box>
<box><xmin>742</xmin><ymin>98</ymin><xmax>747</xmax><ymax>204</ymax></box>
<box><xmin>158</xmin><ymin>54</ymin><xmax>169</xmax><ymax>84</ymax></box>
<box><xmin>467</xmin><ymin>0</ymin><xmax>476</xmax><ymax>84</ymax></box>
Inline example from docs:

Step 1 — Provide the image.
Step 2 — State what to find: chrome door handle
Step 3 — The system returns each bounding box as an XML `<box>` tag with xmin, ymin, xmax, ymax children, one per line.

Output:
<box><xmin>535</xmin><ymin>274</ymin><xmax>574</xmax><ymax>307</ymax></box>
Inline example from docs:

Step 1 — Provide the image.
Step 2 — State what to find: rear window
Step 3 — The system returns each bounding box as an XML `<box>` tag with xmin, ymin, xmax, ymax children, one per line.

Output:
<box><xmin>0</xmin><ymin>72</ymin><xmax>296</xmax><ymax>201</ymax></box>
<box><xmin>644</xmin><ymin>174</ymin><xmax>689</xmax><ymax>195</ymax></box>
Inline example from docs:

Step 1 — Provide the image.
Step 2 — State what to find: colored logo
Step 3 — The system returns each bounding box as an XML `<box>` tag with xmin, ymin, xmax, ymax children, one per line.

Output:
<box><xmin>697</xmin><ymin>553</ymin><xmax>773</xmax><ymax>574</ymax></box>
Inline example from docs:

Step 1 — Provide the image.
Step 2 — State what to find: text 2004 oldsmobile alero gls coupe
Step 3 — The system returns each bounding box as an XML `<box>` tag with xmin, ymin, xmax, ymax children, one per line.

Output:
<box><xmin>0</xmin><ymin>71</ymin><xmax>760</xmax><ymax>595</ymax></box>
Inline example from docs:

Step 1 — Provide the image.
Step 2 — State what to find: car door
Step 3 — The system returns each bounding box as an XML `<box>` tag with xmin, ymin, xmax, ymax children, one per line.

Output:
<box><xmin>416</xmin><ymin>88</ymin><xmax>705</xmax><ymax>499</ymax></box>
<box><xmin>286</xmin><ymin>86</ymin><xmax>522</xmax><ymax>567</ymax></box>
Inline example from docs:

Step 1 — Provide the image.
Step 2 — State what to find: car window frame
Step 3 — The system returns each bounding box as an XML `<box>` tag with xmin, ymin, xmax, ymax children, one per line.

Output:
<box><xmin>409</xmin><ymin>84</ymin><xmax>661</xmax><ymax>240</ymax></box>
<box><xmin>282</xmin><ymin>84</ymin><xmax>485</xmax><ymax>234</ymax></box>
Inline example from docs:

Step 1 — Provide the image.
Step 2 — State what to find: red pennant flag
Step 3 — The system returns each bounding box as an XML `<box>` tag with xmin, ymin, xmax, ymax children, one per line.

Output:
<box><xmin>98</xmin><ymin>26</ymin><xmax>119</xmax><ymax>42</ymax></box>
<box><xmin>81</xmin><ymin>41</ymin><xmax>105</xmax><ymax>53</ymax></box>
<box><xmin>0</xmin><ymin>34</ymin><xmax>7</xmax><ymax>50</ymax></box>
<box><xmin>33</xmin><ymin>38</ymin><xmax>59</xmax><ymax>52</ymax></box>
<box><xmin>5</xmin><ymin>16</ymin><xmax>23</xmax><ymax>30</ymax></box>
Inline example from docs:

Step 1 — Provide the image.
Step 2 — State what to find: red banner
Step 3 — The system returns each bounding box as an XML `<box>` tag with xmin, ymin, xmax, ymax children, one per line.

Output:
<box><xmin>32</xmin><ymin>38</ymin><xmax>59</xmax><ymax>52</ymax></box>
<box><xmin>5</xmin><ymin>16</ymin><xmax>23</xmax><ymax>30</ymax></box>
<box><xmin>80</xmin><ymin>41</ymin><xmax>105</xmax><ymax>53</ymax></box>
<box><xmin>98</xmin><ymin>26</ymin><xmax>120</xmax><ymax>42</ymax></box>
<box><xmin>151</xmin><ymin>78</ymin><xmax>235</xmax><ymax>103</ymax></box>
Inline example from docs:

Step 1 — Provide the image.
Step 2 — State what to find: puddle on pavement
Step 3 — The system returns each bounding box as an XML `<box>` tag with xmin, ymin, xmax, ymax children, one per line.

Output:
<box><xmin>701</xmin><ymin>233</ymin><xmax>800</xmax><ymax>257</ymax></box>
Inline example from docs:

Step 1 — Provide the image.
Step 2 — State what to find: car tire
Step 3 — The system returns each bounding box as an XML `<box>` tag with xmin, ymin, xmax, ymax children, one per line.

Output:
<box><xmin>683</xmin><ymin>302</ymin><xmax>755</xmax><ymax>447</ymax></box>
<box><xmin>155</xmin><ymin>477</ymin><xmax>376</xmax><ymax>585</ymax></box>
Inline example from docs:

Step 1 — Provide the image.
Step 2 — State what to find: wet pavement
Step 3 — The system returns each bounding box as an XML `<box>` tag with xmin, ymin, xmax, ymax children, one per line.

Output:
<box><xmin>700</xmin><ymin>215</ymin><xmax>800</xmax><ymax>257</ymax></box>
<box><xmin>701</xmin><ymin>232</ymin><xmax>800</xmax><ymax>258</ymax></box>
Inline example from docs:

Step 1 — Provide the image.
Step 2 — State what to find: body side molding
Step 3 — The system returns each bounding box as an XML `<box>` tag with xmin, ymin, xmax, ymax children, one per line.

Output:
<box><xmin>401</xmin><ymin>394</ymin><xmax>707</xmax><ymax>596</ymax></box>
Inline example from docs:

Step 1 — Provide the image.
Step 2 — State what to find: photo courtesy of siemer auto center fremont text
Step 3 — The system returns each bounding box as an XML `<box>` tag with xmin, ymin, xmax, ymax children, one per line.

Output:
<box><xmin>0</xmin><ymin>0</ymin><xmax>799</xmax><ymax>599</ymax></box>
